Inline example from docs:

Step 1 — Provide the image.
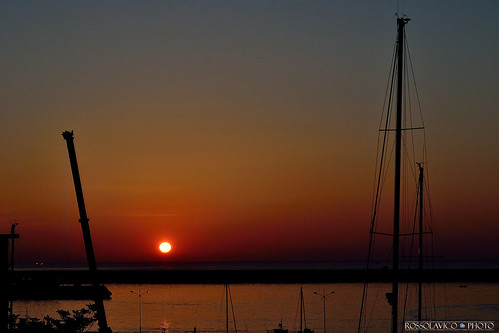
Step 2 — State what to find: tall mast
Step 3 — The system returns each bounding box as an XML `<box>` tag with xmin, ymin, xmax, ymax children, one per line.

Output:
<box><xmin>62</xmin><ymin>130</ymin><xmax>112</xmax><ymax>333</ymax></box>
<box><xmin>300</xmin><ymin>287</ymin><xmax>303</xmax><ymax>333</ymax></box>
<box><xmin>226</xmin><ymin>284</ymin><xmax>229</xmax><ymax>333</ymax></box>
<box><xmin>417</xmin><ymin>163</ymin><xmax>424</xmax><ymax>330</ymax></box>
<box><xmin>391</xmin><ymin>16</ymin><xmax>410</xmax><ymax>333</ymax></box>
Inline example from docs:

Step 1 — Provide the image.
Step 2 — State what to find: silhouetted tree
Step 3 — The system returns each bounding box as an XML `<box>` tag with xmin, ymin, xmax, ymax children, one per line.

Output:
<box><xmin>8</xmin><ymin>304</ymin><xmax>97</xmax><ymax>333</ymax></box>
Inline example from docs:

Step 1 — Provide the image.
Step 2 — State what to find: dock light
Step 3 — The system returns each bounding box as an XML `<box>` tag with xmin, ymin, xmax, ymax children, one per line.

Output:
<box><xmin>130</xmin><ymin>289</ymin><xmax>149</xmax><ymax>333</ymax></box>
<box><xmin>314</xmin><ymin>290</ymin><xmax>335</xmax><ymax>333</ymax></box>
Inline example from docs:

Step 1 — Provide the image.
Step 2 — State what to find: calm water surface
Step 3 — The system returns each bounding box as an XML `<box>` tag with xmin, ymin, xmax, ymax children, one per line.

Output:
<box><xmin>13</xmin><ymin>283</ymin><xmax>499</xmax><ymax>333</ymax></box>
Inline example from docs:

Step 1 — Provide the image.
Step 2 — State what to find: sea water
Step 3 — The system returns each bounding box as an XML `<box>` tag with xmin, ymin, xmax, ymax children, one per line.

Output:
<box><xmin>12</xmin><ymin>283</ymin><xmax>499</xmax><ymax>333</ymax></box>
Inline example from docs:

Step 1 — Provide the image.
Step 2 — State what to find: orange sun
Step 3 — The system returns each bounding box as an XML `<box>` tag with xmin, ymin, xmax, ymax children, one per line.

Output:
<box><xmin>159</xmin><ymin>242</ymin><xmax>172</xmax><ymax>253</ymax></box>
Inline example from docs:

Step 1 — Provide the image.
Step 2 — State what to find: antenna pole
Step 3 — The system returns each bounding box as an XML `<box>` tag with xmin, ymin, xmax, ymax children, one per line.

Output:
<box><xmin>9</xmin><ymin>223</ymin><xmax>18</xmax><ymax>272</ymax></box>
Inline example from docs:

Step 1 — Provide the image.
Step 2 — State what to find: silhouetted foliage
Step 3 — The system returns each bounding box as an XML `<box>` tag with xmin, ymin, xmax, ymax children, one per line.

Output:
<box><xmin>8</xmin><ymin>304</ymin><xmax>96</xmax><ymax>333</ymax></box>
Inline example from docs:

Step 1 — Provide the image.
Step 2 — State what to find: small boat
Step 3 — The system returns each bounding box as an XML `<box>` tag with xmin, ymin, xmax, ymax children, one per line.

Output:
<box><xmin>268</xmin><ymin>321</ymin><xmax>288</xmax><ymax>333</ymax></box>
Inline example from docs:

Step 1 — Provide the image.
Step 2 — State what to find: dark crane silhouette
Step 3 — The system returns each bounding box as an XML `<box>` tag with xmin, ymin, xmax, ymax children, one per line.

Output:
<box><xmin>62</xmin><ymin>130</ymin><xmax>112</xmax><ymax>333</ymax></box>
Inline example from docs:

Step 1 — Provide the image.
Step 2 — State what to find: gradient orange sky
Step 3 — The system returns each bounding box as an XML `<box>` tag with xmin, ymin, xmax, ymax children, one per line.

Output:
<box><xmin>0</xmin><ymin>1</ymin><xmax>498</xmax><ymax>265</ymax></box>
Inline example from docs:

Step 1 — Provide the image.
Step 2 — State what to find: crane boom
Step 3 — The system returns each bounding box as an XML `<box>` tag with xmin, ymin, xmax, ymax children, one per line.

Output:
<box><xmin>62</xmin><ymin>130</ymin><xmax>112</xmax><ymax>333</ymax></box>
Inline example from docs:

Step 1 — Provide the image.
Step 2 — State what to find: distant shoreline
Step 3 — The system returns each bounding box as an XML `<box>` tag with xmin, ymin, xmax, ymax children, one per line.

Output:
<box><xmin>12</xmin><ymin>268</ymin><xmax>499</xmax><ymax>284</ymax></box>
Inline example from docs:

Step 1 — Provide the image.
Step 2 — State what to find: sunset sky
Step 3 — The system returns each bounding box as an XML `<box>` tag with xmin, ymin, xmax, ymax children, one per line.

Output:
<box><xmin>0</xmin><ymin>1</ymin><xmax>497</xmax><ymax>265</ymax></box>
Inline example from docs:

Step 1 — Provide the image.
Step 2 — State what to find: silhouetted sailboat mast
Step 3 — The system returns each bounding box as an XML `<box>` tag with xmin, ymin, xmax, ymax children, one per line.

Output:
<box><xmin>225</xmin><ymin>283</ymin><xmax>238</xmax><ymax>333</ymax></box>
<box><xmin>297</xmin><ymin>287</ymin><xmax>313</xmax><ymax>333</ymax></box>
<box><xmin>417</xmin><ymin>162</ymin><xmax>424</xmax><ymax>325</ymax></box>
<box><xmin>388</xmin><ymin>17</ymin><xmax>410</xmax><ymax>333</ymax></box>
<box><xmin>358</xmin><ymin>15</ymin><xmax>437</xmax><ymax>333</ymax></box>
